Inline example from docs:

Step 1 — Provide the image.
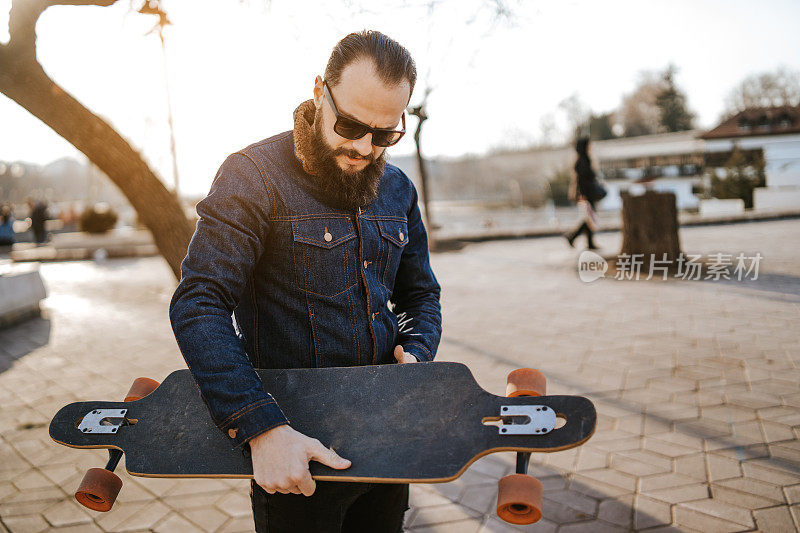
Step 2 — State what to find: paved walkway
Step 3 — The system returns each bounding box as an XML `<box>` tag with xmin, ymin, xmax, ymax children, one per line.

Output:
<box><xmin>1</xmin><ymin>219</ymin><xmax>799</xmax><ymax>532</ymax></box>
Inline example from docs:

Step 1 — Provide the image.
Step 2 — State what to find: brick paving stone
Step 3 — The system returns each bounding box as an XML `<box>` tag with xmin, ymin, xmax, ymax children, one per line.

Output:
<box><xmin>596</xmin><ymin>495</ymin><xmax>634</xmax><ymax>528</ymax></box>
<box><xmin>573</xmin><ymin>448</ymin><xmax>608</xmax><ymax>471</ymax></box>
<box><xmin>711</xmin><ymin>482</ymin><xmax>782</xmax><ymax>510</ymax></box>
<box><xmin>791</xmin><ymin>504</ymin><xmax>800</xmax><ymax>530</ymax></box>
<box><xmin>541</xmin><ymin>490</ymin><xmax>597</xmax><ymax>517</ymax></box>
<box><xmin>41</xmin><ymin>500</ymin><xmax>92</xmax><ymax>528</ymax></box>
<box><xmin>706</xmin><ymin>453</ymin><xmax>743</xmax><ymax>481</ymax></box>
<box><xmin>572</xmin><ymin>469</ymin><xmax>636</xmax><ymax>492</ymax></box>
<box><xmin>152</xmin><ymin>512</ymin><xmax>201</xmax><ymax>533</ymax></box>
<box><xmin>678</xmin><ymin>498</ymin><xmax>755</xmax><ymax>529</ymax></box>
<box><xmin>761</xmin><ymin>421</ymin><xmax>797</xmax><ymax>443</ymax></box>
<box><xmin>642</xmin><ymin>483</ymin><xmax>710</xmax><ymax>505</ymax></box>
<box><xmin>639</xmin><ymin>473</ymin><xmax>701</xmax><ymax>492</ymax></box>
<box><xmin>94</xmin><ymin>500</ymin><xmax>152</xmax><ymax>532</ymax></box>
<box><xmin>785</xmin><ymin>484</ymin><xmax>800</xmax><ymax>505</ymax></box>
<box><xmin>107</xmin><ymin>500</ymin><xmax>170</xmax><ymax>532</ymax></box>
<box><xmin>46</xmin><ymin>524</ymin><xmax>104</xmax><ymax>533</ymax></box>
<box><xmin>1</xmin><ymin>514</ymin><xmax>49</xmax><ymax>533</ymax></box>
<box><xmin>182</xmin><ymin>507</ymin><xmax>229</xmax><ymax>532</ymax></box>
<box><xmin>11</xmin><ymin>470</ymin><xmax>56</xmax><ymax>491</ymax></box>
<box><xmin>215</xmin><ymin>491</ymin><xmax>254</xmax><ymax>518</ymax></box>
<box><xmin>742</xmin><ymin>459</ymin><xmax>800</xmax><ymax>486</ymax></box>
<box><xmin>217</xmin><ymin>516</ymin><xmax>256</xmax><ymax>533</ymax></box>
<box><xmin>408</xmin><ymin>503</ymin><xmax>481</xmax><ymax>528</ymax></box>
<box><xmin>633</xmin><ymin>495</ymin><xmax>672</xmax><ymax>530</ymax></box>
<box><xmin>0</xmin><ymin>482</ymin><xmax>19</xmax><ymax>503</ymax></box>
<box><xmin>480</xmin><ymin>515</ymin><xmax>558</xmax><ymax>532</ymax></box>
<box><xmin>673</xmin><ymin>504</ymin><xmax>747</xmax><ymax>532</ymax></box>
<box><xmin>458</xmin><ymin>484</ymin><xmax>497</xmax><ymax>514</ymax></box>
<box><xmin>410</xmin><ymin>518</ymin><xmax>483</xmax><ymax>532</ymax></box>
<box><xmin>753</xmin><ymin>504</ymin><xmax>796</xmax><ymax>530</ymax></box>
<box><xmin>716</xmin><ymin>476</ymin><xmax>787</xmax><ymax>504</ymax></box>
<box><xmin>0</xmin><ymin>500</ymin><xmax>55</xmax><ymax>518</ymax></box>
<box><xmin>2</xmin><ymin>486</ymin><xmax>63</xmax><ymax>506</ymax></box>
<box><xmin>410</xmin><ymin>485</ymin><xmax>457</xmax><ymax>508</ymax></box>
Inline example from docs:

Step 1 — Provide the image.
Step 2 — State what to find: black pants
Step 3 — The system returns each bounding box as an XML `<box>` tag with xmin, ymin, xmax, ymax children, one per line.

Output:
<box><xmin>569</xmin><ymin>221</ymin><xmax>595</xmax><ymax>248</ymax></box>
<box><xmin>250</xmin><ymin>480</ymin><xmax>409</xmax><ymax>533</ymax></box>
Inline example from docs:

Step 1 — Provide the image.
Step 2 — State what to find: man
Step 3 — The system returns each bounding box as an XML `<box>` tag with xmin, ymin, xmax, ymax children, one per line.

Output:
<box><xmin>169</xmin><ymin>30</ymin><xmax>442</xmax><ymax>532</ymax></box>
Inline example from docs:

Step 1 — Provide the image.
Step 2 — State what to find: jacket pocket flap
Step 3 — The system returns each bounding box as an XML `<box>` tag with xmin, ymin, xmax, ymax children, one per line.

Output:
<box><xmin>378</xmin><ymin>219</ymin><xmax>409</xmax><ymax>247</ymax></box>
<box><xmin>292</xmin><ymin>218</ymin><xmax>356</xmax><ymax>249</ymax></box>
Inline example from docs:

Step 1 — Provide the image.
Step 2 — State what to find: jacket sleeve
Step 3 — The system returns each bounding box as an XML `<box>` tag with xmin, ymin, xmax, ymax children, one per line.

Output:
<box><xmin>391</xmin><ymin>175</ymin><xmax>442</xmax><ymax>362</ymax></box>
<box><xmin>169</xmin><ymin>153</ymin><xmax>288</xmax><ymax>448</ymax></box>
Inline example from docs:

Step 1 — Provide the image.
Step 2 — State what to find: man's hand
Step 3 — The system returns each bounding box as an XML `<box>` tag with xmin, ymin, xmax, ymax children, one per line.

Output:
<box><xmin>394</xmin><ymin>345</ymin><xmax>418</xmax><ymax>364</ymax></box>
<box><xmin>249</xmin><ymin>424</ymin><xmax>350</xmax><ymax>496</ymax></box>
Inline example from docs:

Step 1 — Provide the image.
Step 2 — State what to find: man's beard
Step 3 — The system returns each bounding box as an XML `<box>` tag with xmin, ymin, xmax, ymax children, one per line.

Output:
<box><xmin>309</xmin><ymin>107</ymin><xmax>386</xmax><ymax>211</ymax></box>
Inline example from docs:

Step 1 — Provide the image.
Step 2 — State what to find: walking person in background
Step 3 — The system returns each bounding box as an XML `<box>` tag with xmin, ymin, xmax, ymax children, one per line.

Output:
<box><xmin>0</xmin><ymin>204</ymin><xmax>16</xmax><ymax>247</ymax></box>
<box><xmin>26</xmin><ymin>198</ymin><xmax>49</xmax><ymax>245</ymax></box>
<box><xmin>564</xmin><ymin>137</ymin><xmax>604</xmax><ymax>249</ymax></box>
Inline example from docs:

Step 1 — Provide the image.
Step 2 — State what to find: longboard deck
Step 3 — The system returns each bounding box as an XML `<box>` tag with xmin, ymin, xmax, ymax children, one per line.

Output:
<box><xmin>50</xmin><ymin>362</ymin><xmax>596</xmax><ymax>483</ymax></box>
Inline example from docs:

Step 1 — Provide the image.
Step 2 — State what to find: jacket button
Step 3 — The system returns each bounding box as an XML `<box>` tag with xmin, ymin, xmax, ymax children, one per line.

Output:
<box><xmin>398</xmin><ymin>229</ymin><xmax>404</xmax><ymax>240</ymax></box>
<box><xmin>363</xmin><ymin>260</ymin><xmax>369</xmax><ymax>269</ymax></box>
<box><xmin>324</xmin><ymin>231</ymin><xmax>332</xmax><ymax>242</ymax></box>
<box><xmin>228</xmin><ymin>428</ymin><xmax>238</xmax><ymax>439</ymax></box>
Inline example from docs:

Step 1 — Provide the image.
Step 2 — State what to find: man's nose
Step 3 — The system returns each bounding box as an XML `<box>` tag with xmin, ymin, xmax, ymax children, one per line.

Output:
<box><xmin>352</xmin><ymin>134</ymin><xmax>373</xmax><ymax>157</ymax></box>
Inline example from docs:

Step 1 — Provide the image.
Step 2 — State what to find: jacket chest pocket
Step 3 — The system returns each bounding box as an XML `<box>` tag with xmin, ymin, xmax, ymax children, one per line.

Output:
<box><xmin>377</xmin><ymin>219</ymin><xmax>408</xmax><ymax>292</ymax></box>
<box><xmin>292</xmin><ymin>218</ymin><xmax>357</xmax><ymax>298</ymax></box>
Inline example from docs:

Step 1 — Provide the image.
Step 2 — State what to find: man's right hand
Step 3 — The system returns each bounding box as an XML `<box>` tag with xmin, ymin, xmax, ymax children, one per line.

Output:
<box><xmin>249</xmin><ymin>424</ymin><xmax>351</xmax><ymax>496</ymax></box>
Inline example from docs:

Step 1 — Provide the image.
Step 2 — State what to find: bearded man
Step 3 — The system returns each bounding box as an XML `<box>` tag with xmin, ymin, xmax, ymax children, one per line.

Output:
<box><xmin>169</xmin><ymin>30</ymin><xmax>442</xmax><ymax>532</ymax></box>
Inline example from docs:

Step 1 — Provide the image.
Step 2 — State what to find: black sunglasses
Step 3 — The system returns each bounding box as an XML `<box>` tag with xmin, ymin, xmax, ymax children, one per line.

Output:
<box><xmin>323</xmin><ymin>81</ymin><xmax>406</xmax><ymax>147</ymax></box>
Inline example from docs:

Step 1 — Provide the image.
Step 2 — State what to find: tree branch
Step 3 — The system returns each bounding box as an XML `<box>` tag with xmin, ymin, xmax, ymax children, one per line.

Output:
<box><xmin>7</xmin><ymin>0</ymin><xmax>117</xmax><ymax>54</ymax></box>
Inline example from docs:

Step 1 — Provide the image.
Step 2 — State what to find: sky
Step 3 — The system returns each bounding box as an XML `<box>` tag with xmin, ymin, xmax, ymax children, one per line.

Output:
<box><xmin>1</xmin><ymin>0</ymin><xmax>799</xmax><ymax>196</ymax></box>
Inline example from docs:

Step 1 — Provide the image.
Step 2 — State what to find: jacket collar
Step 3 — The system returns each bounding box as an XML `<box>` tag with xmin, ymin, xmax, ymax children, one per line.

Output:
<box><xmin>293</xmin><ymin>99</ymin><xmax>319</xmax><ymax>176</ymax></box>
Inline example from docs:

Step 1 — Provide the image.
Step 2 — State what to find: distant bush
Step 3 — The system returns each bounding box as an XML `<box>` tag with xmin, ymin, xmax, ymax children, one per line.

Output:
<box><xmin>80</xmin><ymin>204</ymin><xmax>118</xmax><ymax>233</ymax></box>
<box><xmin>709</xmin><ymin>147</ymin><xmax>765</xmax><ymax>209</ymax></box>
<box><xmin>548</xmin><ymin>167</ymin><xmax>572</xmax><ymax>207</ymax></box>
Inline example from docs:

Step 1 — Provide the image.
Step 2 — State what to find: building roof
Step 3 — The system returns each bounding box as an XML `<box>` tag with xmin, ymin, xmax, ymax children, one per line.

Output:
<box><xmin>701</xmin><ymin>105</ymin><xmax>800</xmax><ymax>140</ymax></box>
<box><xmin>592</xmin><ymin>130</ymin><xmax>704</xmax><ymax>160</ymax></box>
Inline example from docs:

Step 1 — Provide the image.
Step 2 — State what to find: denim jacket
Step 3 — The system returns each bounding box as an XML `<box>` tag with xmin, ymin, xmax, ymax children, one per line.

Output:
<box><xmin>169</xmin><ymin>102</ymin><xmax>442</xmax><ymax>447</ymax></box>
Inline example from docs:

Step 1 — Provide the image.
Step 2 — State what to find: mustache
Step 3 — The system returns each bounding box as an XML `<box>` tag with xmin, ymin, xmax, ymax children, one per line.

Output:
<box><xmin>333</xmin><ymin>147</ymin><xmax>374</xmax><ymax>163</ymax></box>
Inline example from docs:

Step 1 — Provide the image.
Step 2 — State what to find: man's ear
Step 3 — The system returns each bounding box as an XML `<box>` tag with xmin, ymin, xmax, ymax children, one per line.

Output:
<box><xmin>313</xmin><ymin>76</ymin><xmax>324</xmax><ymax>109</ymax></box>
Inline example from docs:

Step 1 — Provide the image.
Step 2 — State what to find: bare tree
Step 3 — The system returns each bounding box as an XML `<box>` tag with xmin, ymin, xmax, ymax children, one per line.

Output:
<box><xmin>617</xmin><ymin>71</ymin><xmax>663</xmax><ymax>137</ymax></box>
<box><xmin>0</xmin><ymin>0</ymin><xmax>194</xmax><ymax>278</ymax></box>
<box><xmin>723</xmin><ymin>67</ymin><xmax>800</xmax><ymax>117</ymax></box>
<box><xmin>408</xmin><ymin>88</ymin><xmax>434</xmax><ymax>239</ymax></box>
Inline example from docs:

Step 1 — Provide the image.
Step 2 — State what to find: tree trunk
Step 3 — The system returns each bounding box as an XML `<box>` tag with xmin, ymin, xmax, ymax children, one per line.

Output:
<box><xmin>620</xmin><ymin>190</ymin><xmax>682</xmax><ymax>262</ymax></box>
<box><xmin>0</xmin><ymin>41</ymin><xmax>193</xmax><ymax>279</ymax></box>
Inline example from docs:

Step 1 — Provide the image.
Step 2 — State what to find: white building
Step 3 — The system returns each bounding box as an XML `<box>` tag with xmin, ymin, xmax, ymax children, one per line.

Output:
<box><xmin>700</xmin><ymin>105</ymin><xmax>800</xmax><ymax>210</ymax></box>
<box><xmin>591</xmin><ymin>130</ymin><xmax>705</xmax><ymax>211</ymax></box>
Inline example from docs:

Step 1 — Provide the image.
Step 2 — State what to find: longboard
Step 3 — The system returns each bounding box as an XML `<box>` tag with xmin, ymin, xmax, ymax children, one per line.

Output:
<box><xmin>50</xmin><ymin>362</ymin><xmax>596</xmax><ymax>524</ymax></box>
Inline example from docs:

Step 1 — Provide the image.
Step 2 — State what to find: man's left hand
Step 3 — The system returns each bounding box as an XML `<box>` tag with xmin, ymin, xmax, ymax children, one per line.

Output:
<box><xmin>394</xmin><ymin>345</ymin><xmax>418</xmax><ymax>364</ymax></box>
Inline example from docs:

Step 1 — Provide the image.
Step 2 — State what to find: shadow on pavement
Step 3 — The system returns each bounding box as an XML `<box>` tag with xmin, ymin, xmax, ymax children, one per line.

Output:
<box><xmin>424</xmin><ymin>461</ymin><xmax>684</xmax><ymax>532</ymax></box>
<box><xmin>0</xmin><ymin>316</ymin><xmax>51</xmax><ymax>374</ymax></box>
<box><xmin>705</xmin><ymin>271</ymin><xmax>800</xmax><ymax>303</ymax></box>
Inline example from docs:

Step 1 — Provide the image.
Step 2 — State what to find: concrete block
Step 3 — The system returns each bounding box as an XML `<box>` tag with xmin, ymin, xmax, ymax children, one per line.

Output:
<box><xmin>0</xmin><ymin>263</ymin><xmax>46</xmax><ymax>328</ymax></box>
<box><xmin>699</xmin><ymin>198</ymin><xmax>745</xmax><ymax>217</ymax></box>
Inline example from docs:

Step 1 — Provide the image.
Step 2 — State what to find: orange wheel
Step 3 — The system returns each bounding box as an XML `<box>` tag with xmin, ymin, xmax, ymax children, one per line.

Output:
<box><xmin>496</xmin><ymin>474</ymin><xmax>543</xmax><ymax>525</ymax></box>
<box><xmin>506</xmin><ymin>368</ymin><xmax>546</xmax><ymax>397</ymax></box>
<box><xmin>124</xmin><ymin>377</ymin><xmax>160</xmax><ymax>402</ymax></box>
<box><xmin>75</xmin><ymin>468</ymin><xmax>122</xmax><ymax>512</ymax></box>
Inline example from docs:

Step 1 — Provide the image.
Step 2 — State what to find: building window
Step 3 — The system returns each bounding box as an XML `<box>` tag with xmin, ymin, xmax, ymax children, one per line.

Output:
<box><xmin>738</xmin><ymin>118</ymin><xmax>752</xmax><ymax>132</ymax></box>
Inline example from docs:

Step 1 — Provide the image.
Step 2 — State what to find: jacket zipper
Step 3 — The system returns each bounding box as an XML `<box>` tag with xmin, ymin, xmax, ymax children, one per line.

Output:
<box><xmin>355</xmin><ymin>206</ymin><xmax>377</xmax><ymax>364</ymax></box>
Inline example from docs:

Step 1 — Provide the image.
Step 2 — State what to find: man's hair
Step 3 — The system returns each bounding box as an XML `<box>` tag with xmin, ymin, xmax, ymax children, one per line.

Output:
<box><xmin>324</xmin><ymin>30</ymin><xmax>416</xmax><ymax>98</ymax></box>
